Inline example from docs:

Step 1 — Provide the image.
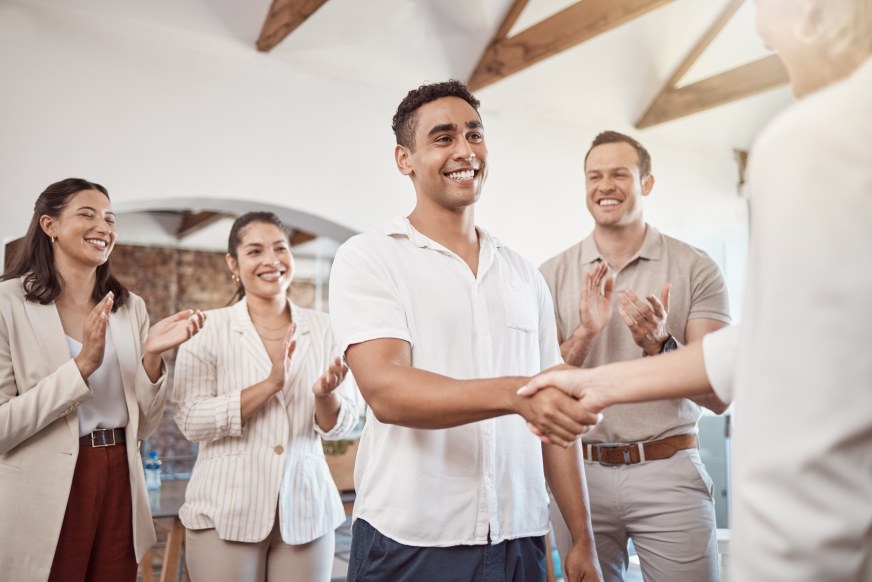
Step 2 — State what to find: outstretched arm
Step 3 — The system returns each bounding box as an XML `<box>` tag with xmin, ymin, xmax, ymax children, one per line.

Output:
<box><xmin>346</xmin><ymin>338</ymin><xmax>599</xmax><ymax>446</ymax></box>
<box><xmin>520</xmin><ymin>340</ymin><xmax>714</xmax><ymax>412</ymax></box>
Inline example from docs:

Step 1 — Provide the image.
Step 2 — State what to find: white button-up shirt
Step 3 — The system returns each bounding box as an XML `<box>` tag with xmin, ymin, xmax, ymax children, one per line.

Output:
<box><xmin>329</xmin><ymin>217</ymin><xmax>562</xmax><ymax>547</ymax></box>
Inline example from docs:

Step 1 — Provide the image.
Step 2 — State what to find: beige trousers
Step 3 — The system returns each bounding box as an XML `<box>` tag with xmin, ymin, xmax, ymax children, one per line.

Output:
<box><xmin>185</xmin><ymin>516</ymin><xmax>335</xmax><ymax>582</ymax></box>
<box><xmin>551</xmin><ymin>449</ymin><xmax>719</xmax><ymax>582</ymax></box>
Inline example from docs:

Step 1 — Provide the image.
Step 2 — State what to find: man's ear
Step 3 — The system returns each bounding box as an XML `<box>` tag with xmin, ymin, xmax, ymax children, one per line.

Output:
<box><xmin>641</xmin><ymin>174</ymin><xmax>655</xmax><ymax>197</ymax></box>
<box><xmin>396</xmin><ymin>144</ymin><xmax>413</xmax><ymax>176</ymax></box>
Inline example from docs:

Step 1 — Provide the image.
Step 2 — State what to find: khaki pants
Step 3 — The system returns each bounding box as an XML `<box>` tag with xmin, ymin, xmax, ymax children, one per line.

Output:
<box><xmin>551</xmin><ymin>449</ymin><xmax>719</xmax><ymax>582</ymax></box>
<box><xmin>185</xmin><ymin>515</ymin><xmax>334</xmax><ymax>582</ymax></box>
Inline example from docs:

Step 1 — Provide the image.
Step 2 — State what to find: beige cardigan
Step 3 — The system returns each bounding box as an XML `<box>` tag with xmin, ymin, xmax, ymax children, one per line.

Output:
<box><xmin>0</xmin><ymin>277</ymin><xmax>167</xmax><ymax>582</ymax></box>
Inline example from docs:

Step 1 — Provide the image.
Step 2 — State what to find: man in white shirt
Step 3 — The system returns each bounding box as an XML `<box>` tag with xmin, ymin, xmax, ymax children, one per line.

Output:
<box><xmin>329</xmin><ymin>80</ymin><xmax>603</xmax><ymax>582</ymax></box>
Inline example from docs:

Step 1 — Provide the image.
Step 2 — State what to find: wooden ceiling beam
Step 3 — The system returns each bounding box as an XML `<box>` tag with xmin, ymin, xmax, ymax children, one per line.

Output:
<box><xmin>635</xmin><ymin>54</ymin><xmax>789</xmax><ymax>128</ymax></box>
<box><xmin>257</xmin><ymin>0</ymin><xmax>329</xmax><ymax>52</ymax></box>
<box><xmin>176</xmin><ymin>211</ymin><xmax>230</xmax><ymax>240</ymax></box>
<box><xmin>468</xmin><ymin>0</ymin><xmax>676</xmax><ymax>91</ymax></box>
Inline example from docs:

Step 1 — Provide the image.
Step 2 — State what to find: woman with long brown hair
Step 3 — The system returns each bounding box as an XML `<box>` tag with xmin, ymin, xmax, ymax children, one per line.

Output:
<box><xmin>0</xmin><ymin>177</ymin><xmax>205</xmax><ymax>581</ymax></box>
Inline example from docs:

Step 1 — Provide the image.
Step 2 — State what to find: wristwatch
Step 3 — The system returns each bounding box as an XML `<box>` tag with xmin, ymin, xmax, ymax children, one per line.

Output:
<box><xmin>660</xmin><ymin>335</ymin><xmax>678</xmax><ymax>354</ymax></box>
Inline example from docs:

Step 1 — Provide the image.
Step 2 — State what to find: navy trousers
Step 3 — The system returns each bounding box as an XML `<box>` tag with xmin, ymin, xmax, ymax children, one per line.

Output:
<box><xmin>347</xmin><ymin>519</ymin><xmax>546</xmax><ymax>582</ymax></box>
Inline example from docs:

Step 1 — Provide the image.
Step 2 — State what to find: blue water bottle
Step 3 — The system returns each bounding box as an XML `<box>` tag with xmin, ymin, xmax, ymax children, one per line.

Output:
<box><xmin>145</xmin><ymin>450</ymin><xmax>162</xmax><ymax>490</ymax></box>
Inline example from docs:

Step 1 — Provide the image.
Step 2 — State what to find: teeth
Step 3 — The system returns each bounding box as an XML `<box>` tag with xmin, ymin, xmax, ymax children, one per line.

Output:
<box><xmin>259</xmin><ymin>272</ymin><xmax>282</xmax><ymax>280</ymax></box>
<box><xmin>86</xmin><ymin>239</ymin><xmax>108</xmax><ymax>248</ymax></box>
<box><xmin>447</xmin><ymin>169</ymin><xmax>474</xmax><ymax>180</ymax></box>
<box><xmin>599</xmin><ymin>199</ymin><xmax>620</xmax><ymax>207</ymax></box>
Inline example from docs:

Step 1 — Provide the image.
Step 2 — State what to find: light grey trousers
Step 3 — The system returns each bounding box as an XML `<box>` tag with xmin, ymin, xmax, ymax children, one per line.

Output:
<box><xmin>185</xmin><ymin>516</ymin><xmax>335</xmax><ymax>582</ymax></box>
<box><xmin>551</xmin><ymin>449</ymin><xmax>719</xmax><ymax>582</ymax></box>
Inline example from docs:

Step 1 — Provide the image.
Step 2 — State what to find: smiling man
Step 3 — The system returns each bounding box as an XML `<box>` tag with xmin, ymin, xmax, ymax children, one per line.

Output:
<box><xmin>540</xmin><ymin>131</ymin><xmax>731</xmax><ymax>582</ymax></box>
<box><xmin>329</xmin><ymin>81</ymin><xmax>603</xmax><ymax>581</ymax></box>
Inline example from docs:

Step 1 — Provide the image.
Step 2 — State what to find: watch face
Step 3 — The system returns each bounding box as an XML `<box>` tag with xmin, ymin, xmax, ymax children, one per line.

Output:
<box><xmin>662</xmin><ymin>336</ymin><xmax>679</xmax><ymax>353</ymax></box>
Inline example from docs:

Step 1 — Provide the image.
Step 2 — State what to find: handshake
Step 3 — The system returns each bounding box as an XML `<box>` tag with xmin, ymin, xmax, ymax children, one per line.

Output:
<box><xmin>513</xmin><ymin>364</ymin><xmax>610</xmax><ymax>448</ymax></box>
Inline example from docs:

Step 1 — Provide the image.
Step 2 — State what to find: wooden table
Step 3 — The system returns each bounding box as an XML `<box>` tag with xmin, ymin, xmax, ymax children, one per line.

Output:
<box><xmin>140</xmin><ymin>479</ymin><xmax>188</xmax><ymax>582</ymax></box>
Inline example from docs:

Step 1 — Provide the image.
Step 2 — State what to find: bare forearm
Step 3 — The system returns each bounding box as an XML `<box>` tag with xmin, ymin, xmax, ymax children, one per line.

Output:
<box><xmin>240</xmin><ymin>380</ymin><xmax>281</xmax><ymax>422</ymax></box>
<box><xmin>142</xmin><ymin>352</ymin><xmax>163</xmax><ymax>383</ymax></box>
<box><xmin>543</xmin><ymin>442</ymin><xmax>595</xmax><ymax>545</ymax></box>
<box><xmin>313</xmin><ymin>392</ymin><xmax>341</xmax><ymax>432</ymax></box>
<box><xmin>360</xmin><ymin>366</ymin><xmax>526</xmax><ymax>429</ymax></box>
<box><xmin>560</xmin><ymin>328</ymin><xmax>597</xmax><ymax>367</ymax></box>
<box><xmin>591</xmin><ymin>341</ymin><xmax>714</xmax><ymax>407</ymax></box>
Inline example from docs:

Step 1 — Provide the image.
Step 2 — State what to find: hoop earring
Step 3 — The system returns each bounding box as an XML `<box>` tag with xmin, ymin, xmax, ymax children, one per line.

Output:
<box><xmin>231</xmin><ymin>273</ymin><xmax>240</xmax><ymax>285</ymax></box>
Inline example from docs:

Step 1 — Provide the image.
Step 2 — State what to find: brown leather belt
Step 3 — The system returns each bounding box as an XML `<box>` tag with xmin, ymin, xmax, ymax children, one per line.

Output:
<box><xmin>583</xmin><ymin>433</ymin><xmax>698</xmax><ymax>466</ymax></box>
<box><xmin>79</xmin><ymin>428</ymin><xmax>126</xmax><ymax>447</ymax></box>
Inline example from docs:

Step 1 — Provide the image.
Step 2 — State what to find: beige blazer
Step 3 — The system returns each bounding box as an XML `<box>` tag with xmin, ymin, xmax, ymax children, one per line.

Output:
<box><xmin>173</xmin><ymin>299</ymin><xmax>359</xmax><ymax>544</ymax></box>
<box><xmin>0</xmin><ymin>277</ymin><xmax>167</xmax><ymax>582</ymax></box>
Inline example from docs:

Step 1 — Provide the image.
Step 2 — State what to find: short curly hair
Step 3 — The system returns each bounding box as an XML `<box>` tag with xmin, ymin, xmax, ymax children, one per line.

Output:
<box><xmin>392</xmin><ymin>80</ymin><xmax>481</xmax><ymax>151</ymax></box>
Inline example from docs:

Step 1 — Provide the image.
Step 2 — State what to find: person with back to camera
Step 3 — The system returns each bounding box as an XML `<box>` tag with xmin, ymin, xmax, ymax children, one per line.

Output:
<box><xmin>522</xmin><ymin>1</ymin><xmax>872</xmax><ymax>580</ymax></box>
<box><xmin>173</xmin><ymin>211</ymin><xmax>359</xmax><ymax>582</ymax></box>
<box><xmin>0</xmin><ymin>177</ymin><xmax>206</xmax><ymax>582</ymax></box>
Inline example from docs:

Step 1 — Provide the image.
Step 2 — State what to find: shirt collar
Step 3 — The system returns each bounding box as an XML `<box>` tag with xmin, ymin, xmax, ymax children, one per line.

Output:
<box><xmin>382</xmin><ymin>216</ymin><xmax>504</xmax><ymax>251</ymax></box>
<box><xmin>580</xmin><ymin>223</ymin><xmax>663</xmax><ymax>265</ymax></box>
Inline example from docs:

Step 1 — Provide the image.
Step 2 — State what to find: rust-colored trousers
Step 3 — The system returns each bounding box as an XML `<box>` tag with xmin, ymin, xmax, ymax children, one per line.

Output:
<box><xmin>48</xmin><ymin>443</ymin><xmax>137</xmax><ymax>582</ymax></box>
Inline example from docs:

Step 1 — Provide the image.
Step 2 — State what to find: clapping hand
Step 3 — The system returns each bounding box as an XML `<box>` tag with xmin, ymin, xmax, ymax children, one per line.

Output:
<box><xmin>75</xmin><ymin>292</ymin><xmax>114</xmax><ymax>379</ymax></box>
<box><xmin>618</xmin><ymin>283</ymin><xmax>671</xmax><ymax>356</ymax></box>
<box><xmin>144</xmin><ymin>309</ymin><xmax>206</xmax><ymax>355</ymax></box>
<box><xmin>312</xmin><ymin>356</ymin><xmax>348</xmax><ymax>398</ymax></box>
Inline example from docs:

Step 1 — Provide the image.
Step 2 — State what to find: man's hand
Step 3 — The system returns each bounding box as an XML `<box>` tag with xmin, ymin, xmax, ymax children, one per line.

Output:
<box><xmin>618</xmin><ymin>283</ymin><xmax>671</xmax><ymax>356</ymax></box>
<box><xmin>578</xmin><ymin>262</ymin><xmax>614</xmax><ymax>338</ymax></box>
<box><xmin>515</xmin><ymin>387</ymin><xmax>600</xmax><ymax>448</ymax></box>
<box><xmin>517</xmin><ymin>366</ymin><xmax>608</xmax><ymax>431</ymax></box>
<box><xmin>563</xmin><ymin>538</ymin><xmax>604</xmax><ymax>582</ymax></box>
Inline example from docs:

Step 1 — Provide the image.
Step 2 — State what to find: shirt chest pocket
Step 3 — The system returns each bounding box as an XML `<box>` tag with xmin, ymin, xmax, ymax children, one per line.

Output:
<box><xmin>499</xmin><ymin>282</ymin><xmax>538</xmax><ymax>333</ymax></box>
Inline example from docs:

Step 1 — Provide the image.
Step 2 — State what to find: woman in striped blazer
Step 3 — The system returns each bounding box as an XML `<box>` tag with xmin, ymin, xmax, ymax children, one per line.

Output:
<box><xmin>172</xmin><ymin>212</ymin><xmax>359</xmax><ymax>582</ymax></box>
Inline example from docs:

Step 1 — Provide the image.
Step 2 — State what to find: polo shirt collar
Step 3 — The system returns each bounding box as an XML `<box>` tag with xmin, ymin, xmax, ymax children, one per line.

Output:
<box><xmin>580</xmin><ymin>223</ymin><xmax>663</xmax><ymax>265</ymax></box>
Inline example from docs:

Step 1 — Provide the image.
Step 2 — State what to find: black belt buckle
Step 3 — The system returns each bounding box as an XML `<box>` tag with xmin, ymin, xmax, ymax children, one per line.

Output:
<box><xmin>596</xmin><ymin>443</ymin><xmax>632</xmax><ymax>466</ymax></box>
<box><xmin>90</xmin><ymin>428</ymin><xmax>117</xmax><ymax>447</ymax></box>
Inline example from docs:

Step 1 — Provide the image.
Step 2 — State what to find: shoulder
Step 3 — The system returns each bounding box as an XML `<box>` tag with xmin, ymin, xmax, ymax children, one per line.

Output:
<box><xmin>540</xmin><ymin>241</ymin><xmax>583</xmax><ymax>274</ymax></box>
<box><xmin>0</xmin><ymin>277</ymin><xmax>26</xmax><ymax>300</ymax></box>
<box><xmin>658</xmin><ymin>233</ymin><xmax>718</xmax><ymax>269</ymax></box>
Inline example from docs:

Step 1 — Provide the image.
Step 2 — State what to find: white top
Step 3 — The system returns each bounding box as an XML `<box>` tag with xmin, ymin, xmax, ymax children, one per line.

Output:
<box><xmin>65</xmin><ymin>334</ymin><xmax>129</xmax><ymax>436</ymax></box>
<box><xmin>173</xmin><ymin>300</ymin><xmax>359</xmax><ymax>544</ymax></box>
<box><xmin>701</xmin><ymin>325</ymin><xmax>738</xmax><ymax>403</ymax></box>
<box><xmin>329</xmin><ymin>217</ymin><xmax>562</xmax><ymax>547</ymax></box>
<box><xmin>709</xmin><ymin>56</ymin><xmax>872</xmax><ymax>581</ymax></box>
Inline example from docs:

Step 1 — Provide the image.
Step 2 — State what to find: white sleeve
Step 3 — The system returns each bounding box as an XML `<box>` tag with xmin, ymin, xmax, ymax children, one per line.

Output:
<box><xmin>701</xmin><ymin>324</ymin><xmax>740</xmax><ymax>403</ymax></box>
<box><xmin>328</xmin><ymin>238</ymin><xmax>411</xmax><ymax>355</ymax></box>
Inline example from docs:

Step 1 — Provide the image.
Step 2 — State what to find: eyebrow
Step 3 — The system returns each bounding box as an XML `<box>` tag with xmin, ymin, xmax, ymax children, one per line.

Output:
<box><xmin>76</xmin><ymin>205</ymin><xmax>115</xmax><ymax>216</ymax></box>
<box><xmin>242</xmin><ymin>239</ymin><xmax>288</xmax><ymax>248</ymax></box>
<box><xmin>426</xmin><ymin>120</ymin><xmax>484</xmax><ymax>137</ymax></box>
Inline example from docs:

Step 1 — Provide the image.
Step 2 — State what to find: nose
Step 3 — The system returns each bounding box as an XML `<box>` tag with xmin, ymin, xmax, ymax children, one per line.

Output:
<box><xmin>454</xmin><ymin>139</ymin><xmax>475</xmax><ymax>162</ymax></box>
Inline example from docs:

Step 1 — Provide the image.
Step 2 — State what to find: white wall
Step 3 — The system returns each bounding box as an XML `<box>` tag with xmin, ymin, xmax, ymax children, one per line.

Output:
<box><xmin>1</xmin><ymin>0</ymin><xmax>749</xmax><ymax>317</ymax></box>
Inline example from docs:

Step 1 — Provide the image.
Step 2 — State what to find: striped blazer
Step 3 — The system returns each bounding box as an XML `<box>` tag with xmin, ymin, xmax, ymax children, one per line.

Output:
<box><xmin>172</xmin><ymin>298</ymin><xmax>359</xmax><ymax>544</ymax></box>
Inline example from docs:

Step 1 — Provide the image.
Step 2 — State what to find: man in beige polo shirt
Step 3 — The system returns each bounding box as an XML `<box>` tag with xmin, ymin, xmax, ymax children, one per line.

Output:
<box><xmin>540</xmin><ymin>131</ymin><xmax>731</xmax><ymax>582</ymax></box>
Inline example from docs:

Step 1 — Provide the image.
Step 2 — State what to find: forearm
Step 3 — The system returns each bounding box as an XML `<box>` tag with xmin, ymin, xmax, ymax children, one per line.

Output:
<box><xmin>590</xmin><ymin>341</ymin><xmax>714</xmax><ymax>406</ymax></box>
<box><xmin>360</xmin><ymin>366</ymin><xmax>526</xmax><ymax>429</ymax></box>
<box><xmin>543</xmin><ymin>443</ymin><xmax>595</xmax><ymax>546</ymax></box>
<box><xmin>240</xmin><ymin>380</ymin><xmax>282</xmax><ymax>423</ymax></box>
<box><xmin>560</xmin><ymin>328</ymin><xmax>597</xmax><ymax>366</ymax></box>
<box><xmin>142</xmin><ymin>351</ymin><xmax>163</xmax><ymax>383</ymax></box>
<box><xmin>313</xmin><ymin>391</ymin><xmax>341</xmax><ymax>433</ymax></box>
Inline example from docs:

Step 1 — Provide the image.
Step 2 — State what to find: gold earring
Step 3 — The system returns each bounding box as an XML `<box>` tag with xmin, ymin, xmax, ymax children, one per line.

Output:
<box><xmin>231</xmin><ymin>273</ymin><xmax>240</xmax><ymax>284</ymax></box>
<box><xmin>50</xmin><ymin>236</ymin><xmax>56</xmax><ymax>244</ymax></box>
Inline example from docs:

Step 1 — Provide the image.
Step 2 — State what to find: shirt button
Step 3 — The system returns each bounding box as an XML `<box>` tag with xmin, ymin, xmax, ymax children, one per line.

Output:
<box><xmin>274</xmin><ymin>445</ymin><xmax>285</xmax><ymax>455</ymax></box>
